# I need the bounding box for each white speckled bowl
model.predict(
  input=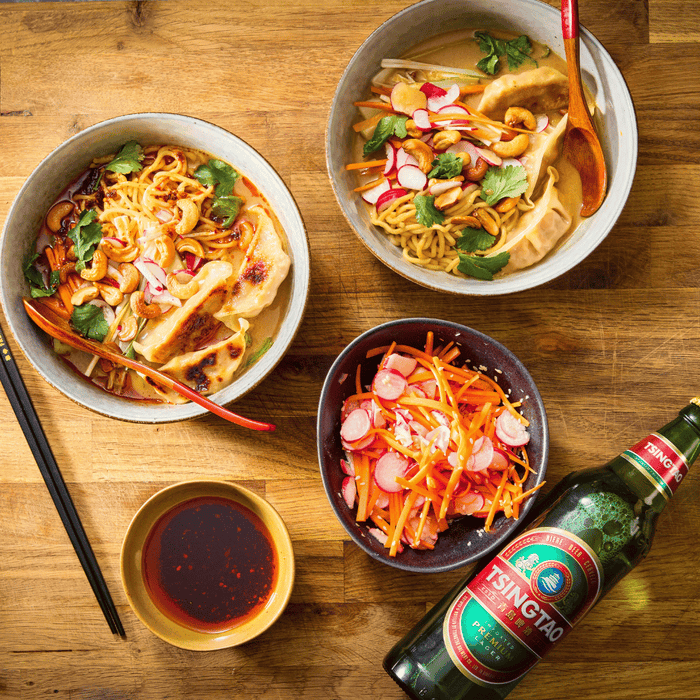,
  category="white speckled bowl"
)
[0,113,310,422]
[326,0,637,295]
